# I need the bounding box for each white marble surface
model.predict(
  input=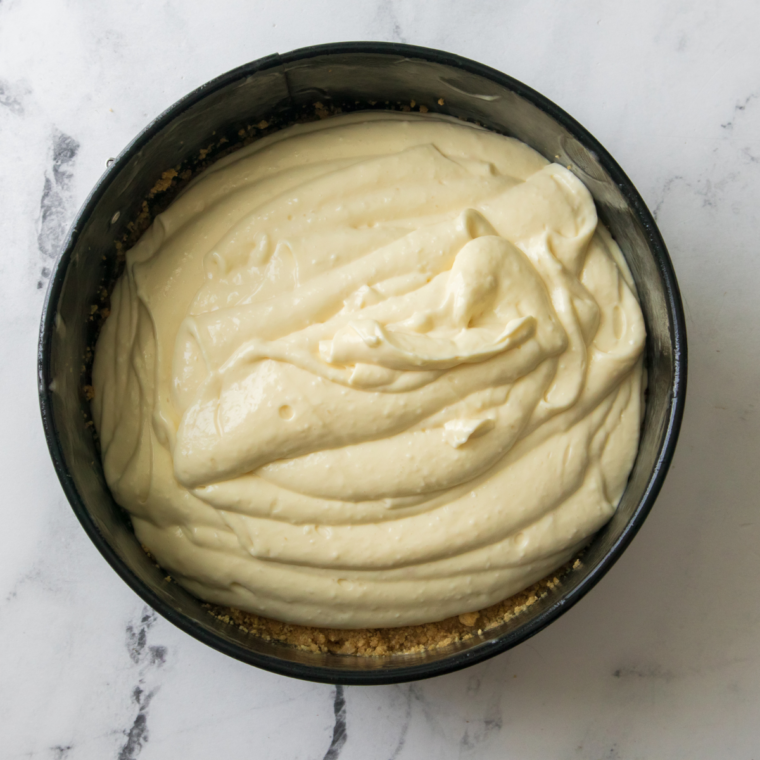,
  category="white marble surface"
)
[1,0,759,757]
